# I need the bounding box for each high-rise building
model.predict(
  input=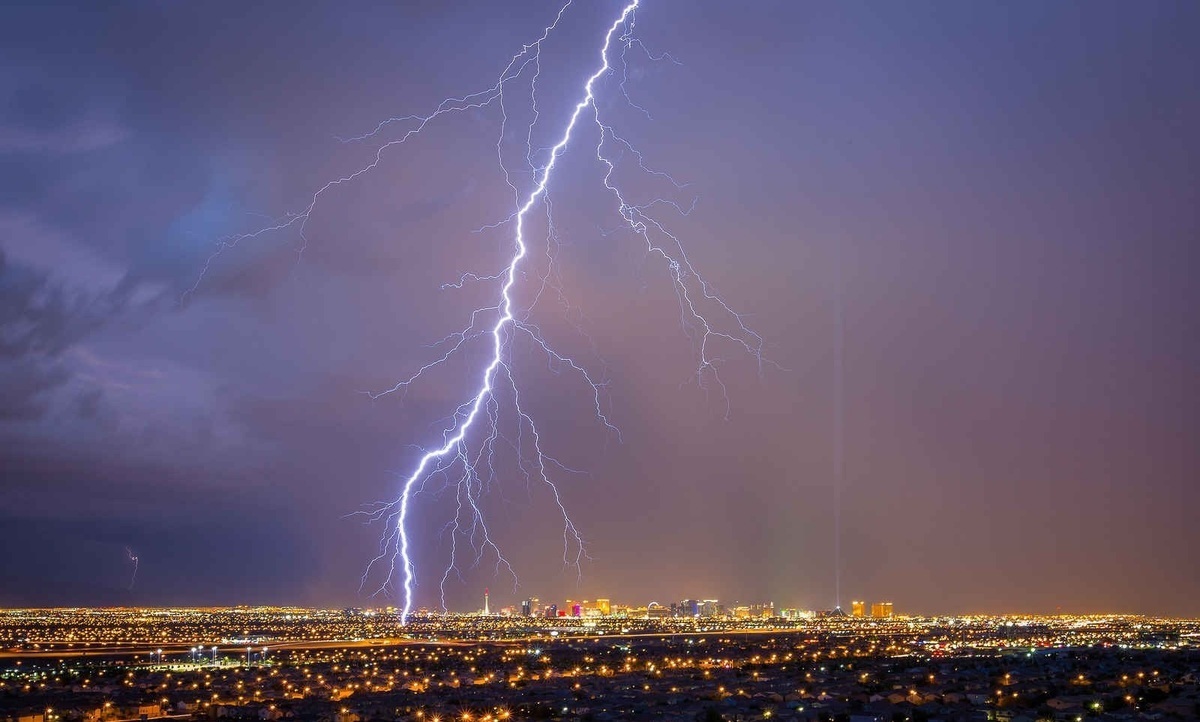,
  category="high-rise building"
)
[595,598,611,616]
[545,604,558,619]
[571,603,582,618]
[851,600,866,618]
[483,588,490,616]
[520,599,531,617]
[871,602,894,618]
